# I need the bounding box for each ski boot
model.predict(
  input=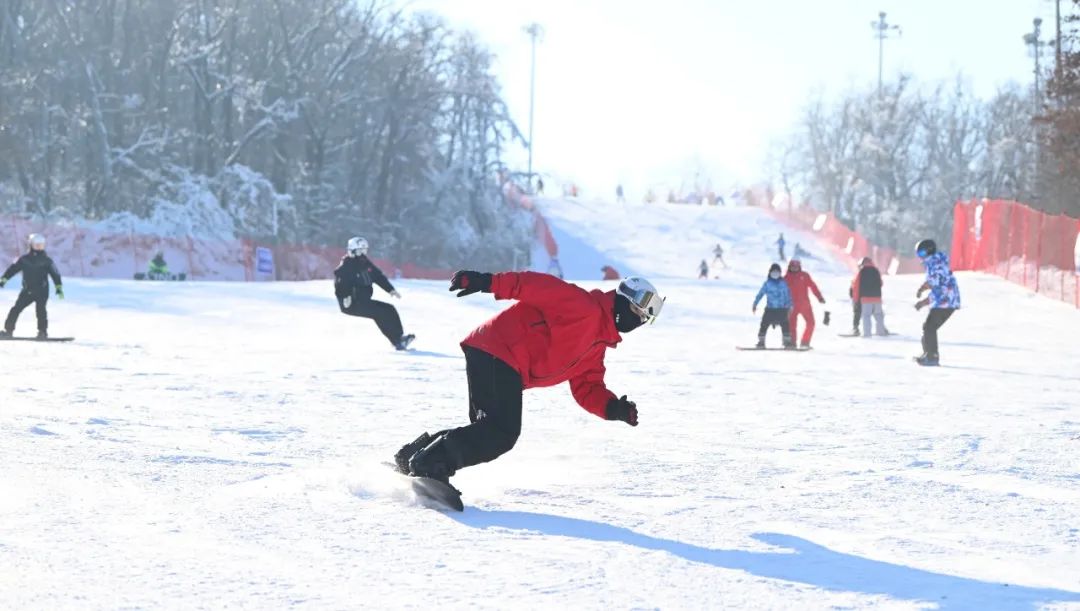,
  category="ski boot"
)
[914,353,940,367]
[783,335,796,350]
[755,337,766,349]
[395,334,415,351]
[408,433,462,493]
[393,432,432,474]
[800,342,812,350]
[36,330,47,340]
